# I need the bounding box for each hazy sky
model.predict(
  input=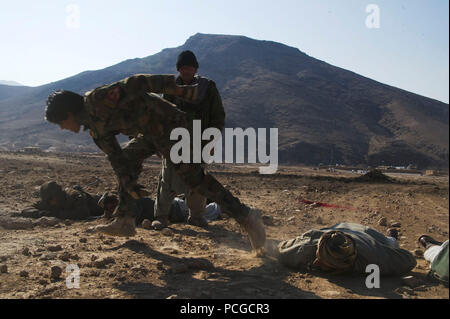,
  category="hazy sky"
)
[0,0,448,103]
